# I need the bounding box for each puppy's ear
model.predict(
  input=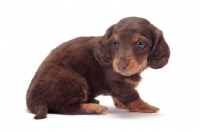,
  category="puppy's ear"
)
[94,24,115,67]
[147,29,170,69]
[105,24,115,39]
